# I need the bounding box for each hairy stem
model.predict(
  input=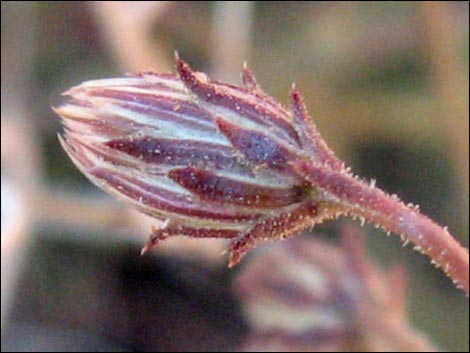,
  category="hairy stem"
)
[294,160,469,294]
